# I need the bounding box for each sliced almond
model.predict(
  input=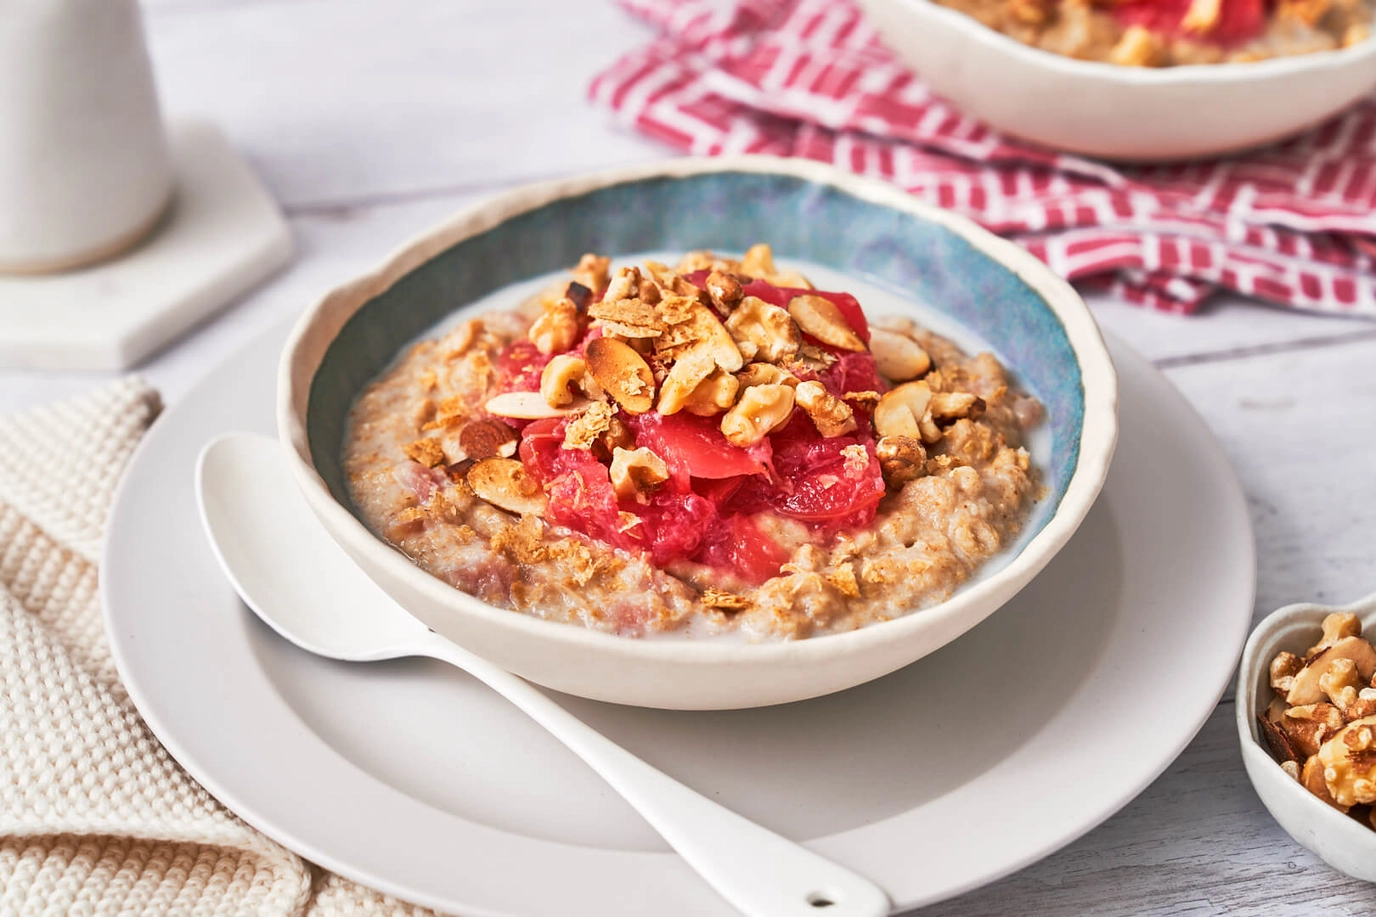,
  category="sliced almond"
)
[485,391,589,420]
[467,458,547,516]
[458,419,518,461]
[654,302,744,372]
[1287,637,1376,705]
[585,337,656,414]
[873,381,932,440]
[869,327,931,381]
[787,294,866,352]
